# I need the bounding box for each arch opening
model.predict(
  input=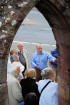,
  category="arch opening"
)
[0,0,70,105]
[10,7,56,69]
